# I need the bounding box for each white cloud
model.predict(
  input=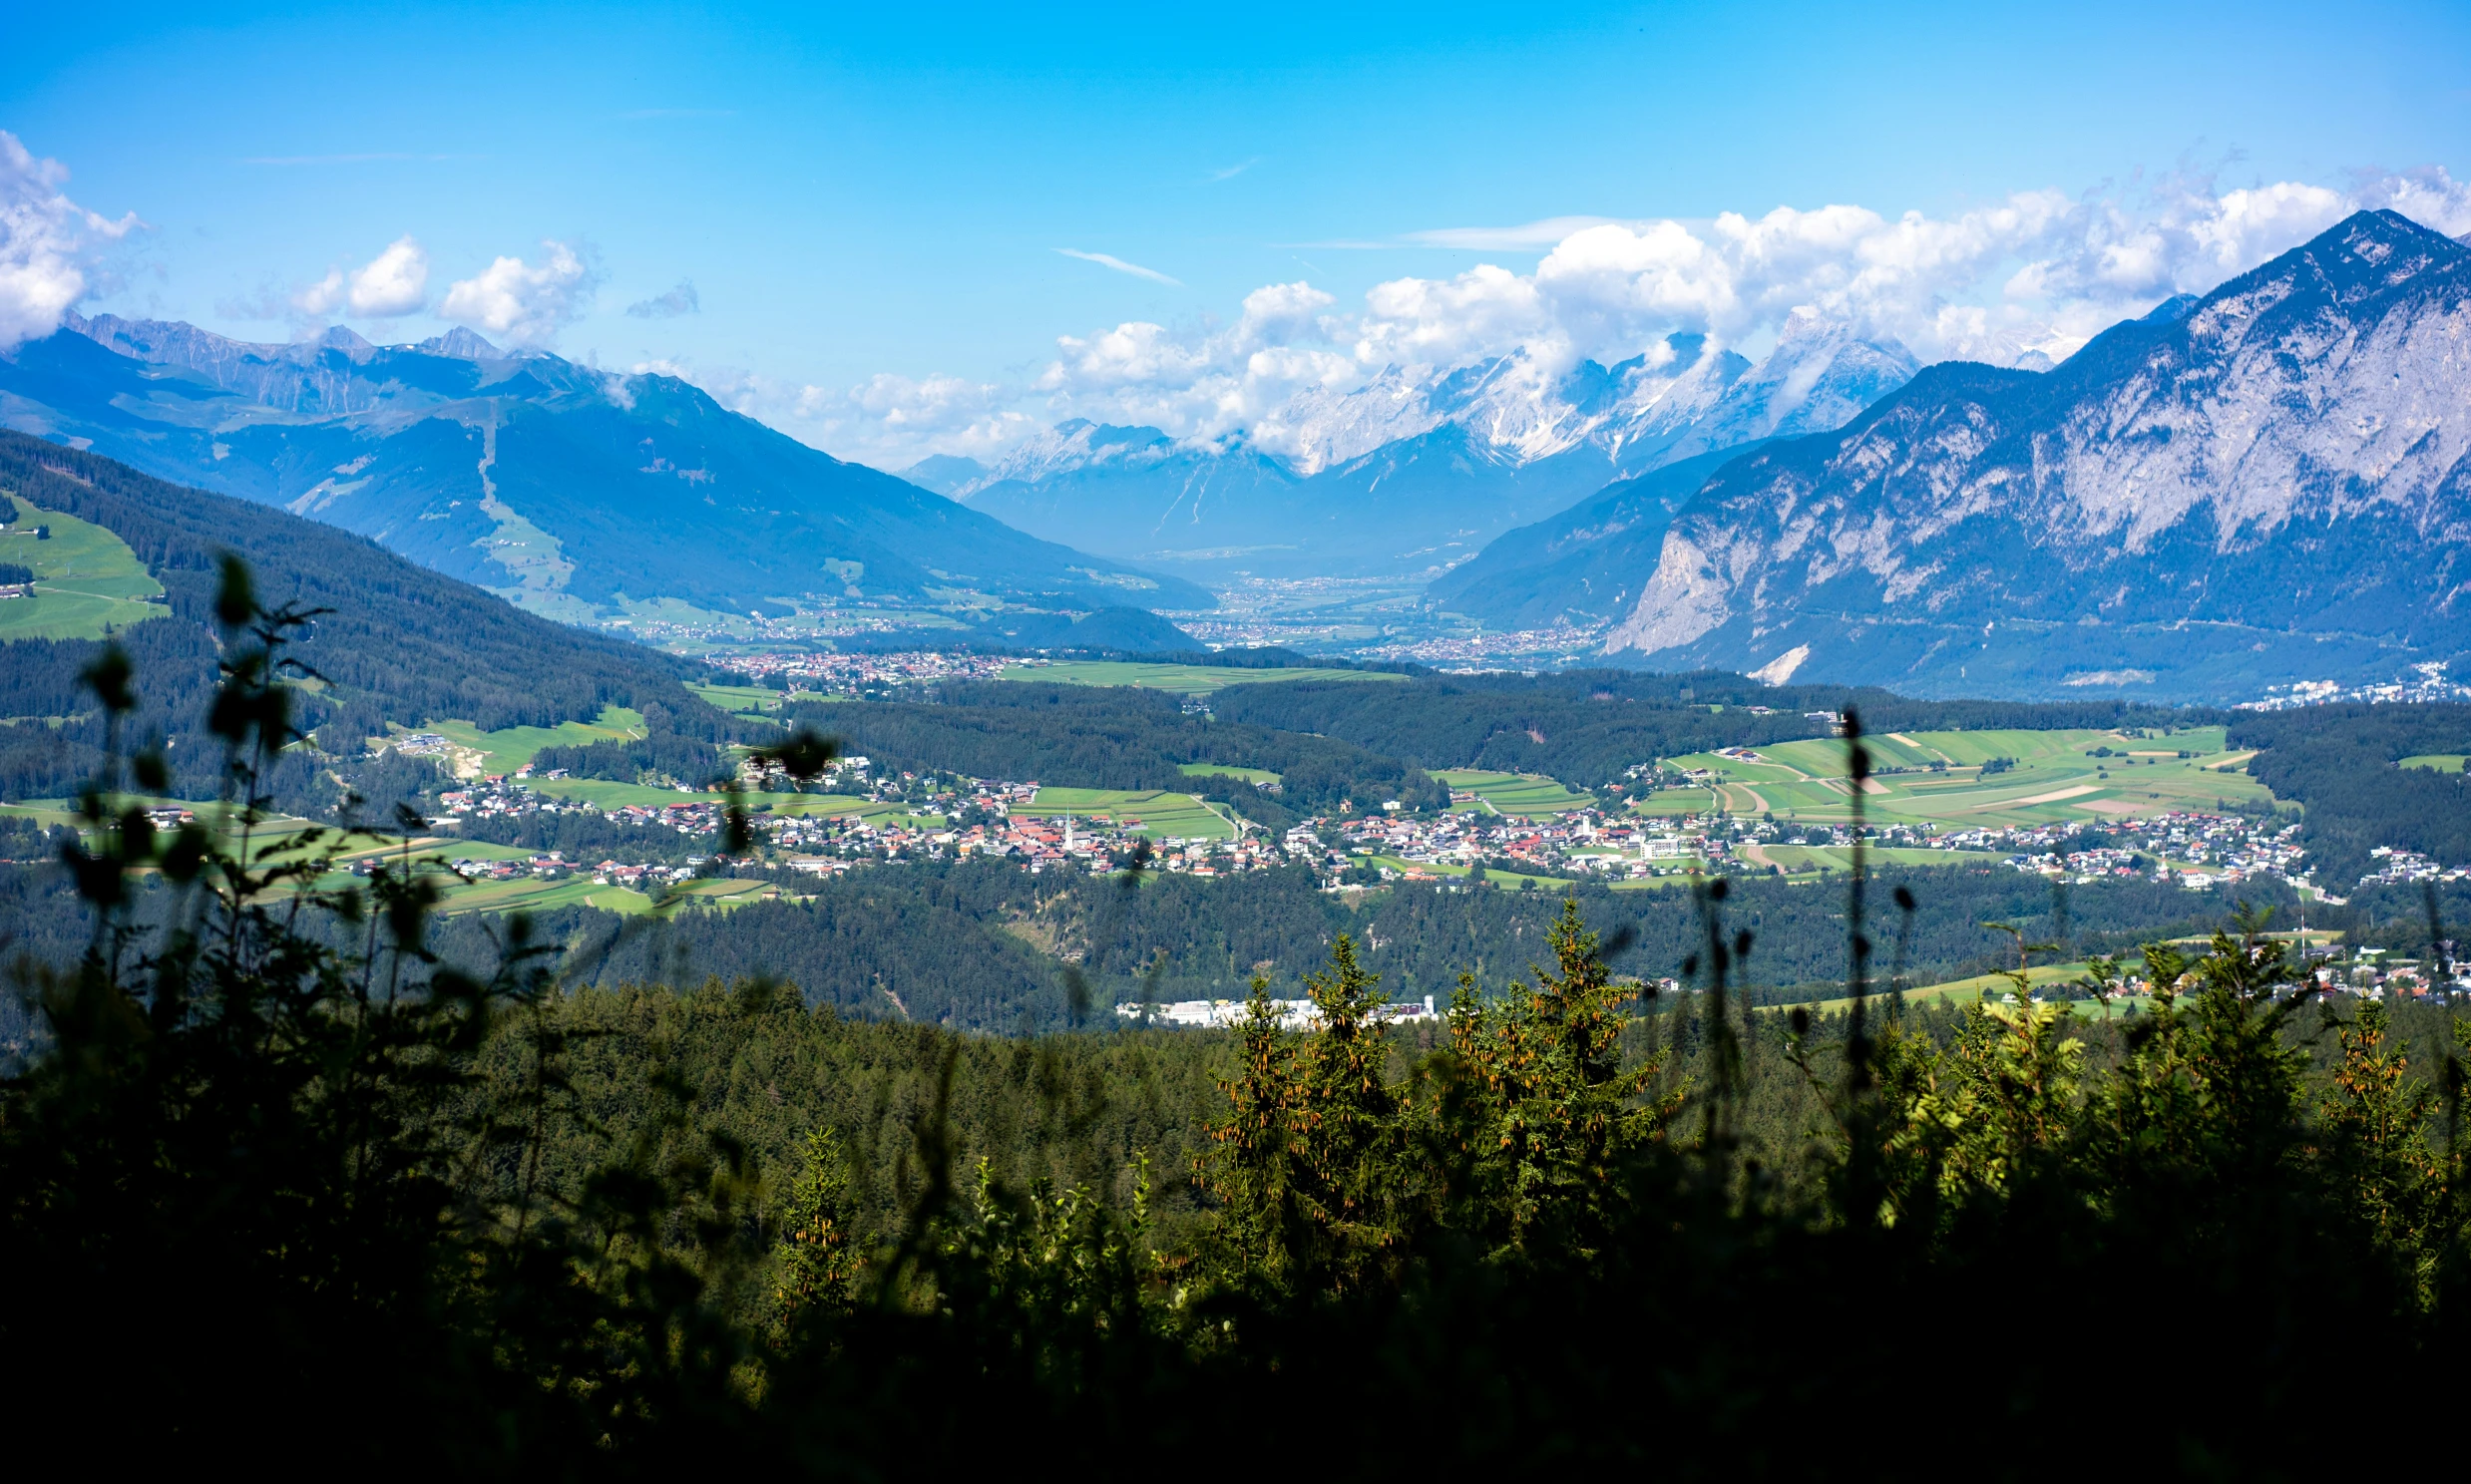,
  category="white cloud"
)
[347,235,429,316]
[0,131,139,350]
[290,268,346,316]
[1054,248,1182,286]
[293,235,430,318]
[439,239,599,346]
[795,166,2471,465]
[633,357,1033,469]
